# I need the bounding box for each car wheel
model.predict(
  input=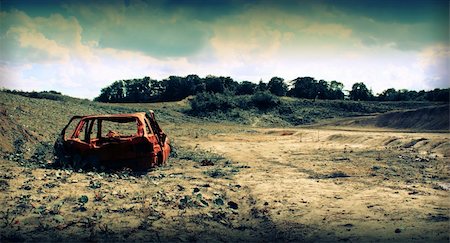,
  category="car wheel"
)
[85,155,100,170]
[72,154,87,170]
[157,152,164,166]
